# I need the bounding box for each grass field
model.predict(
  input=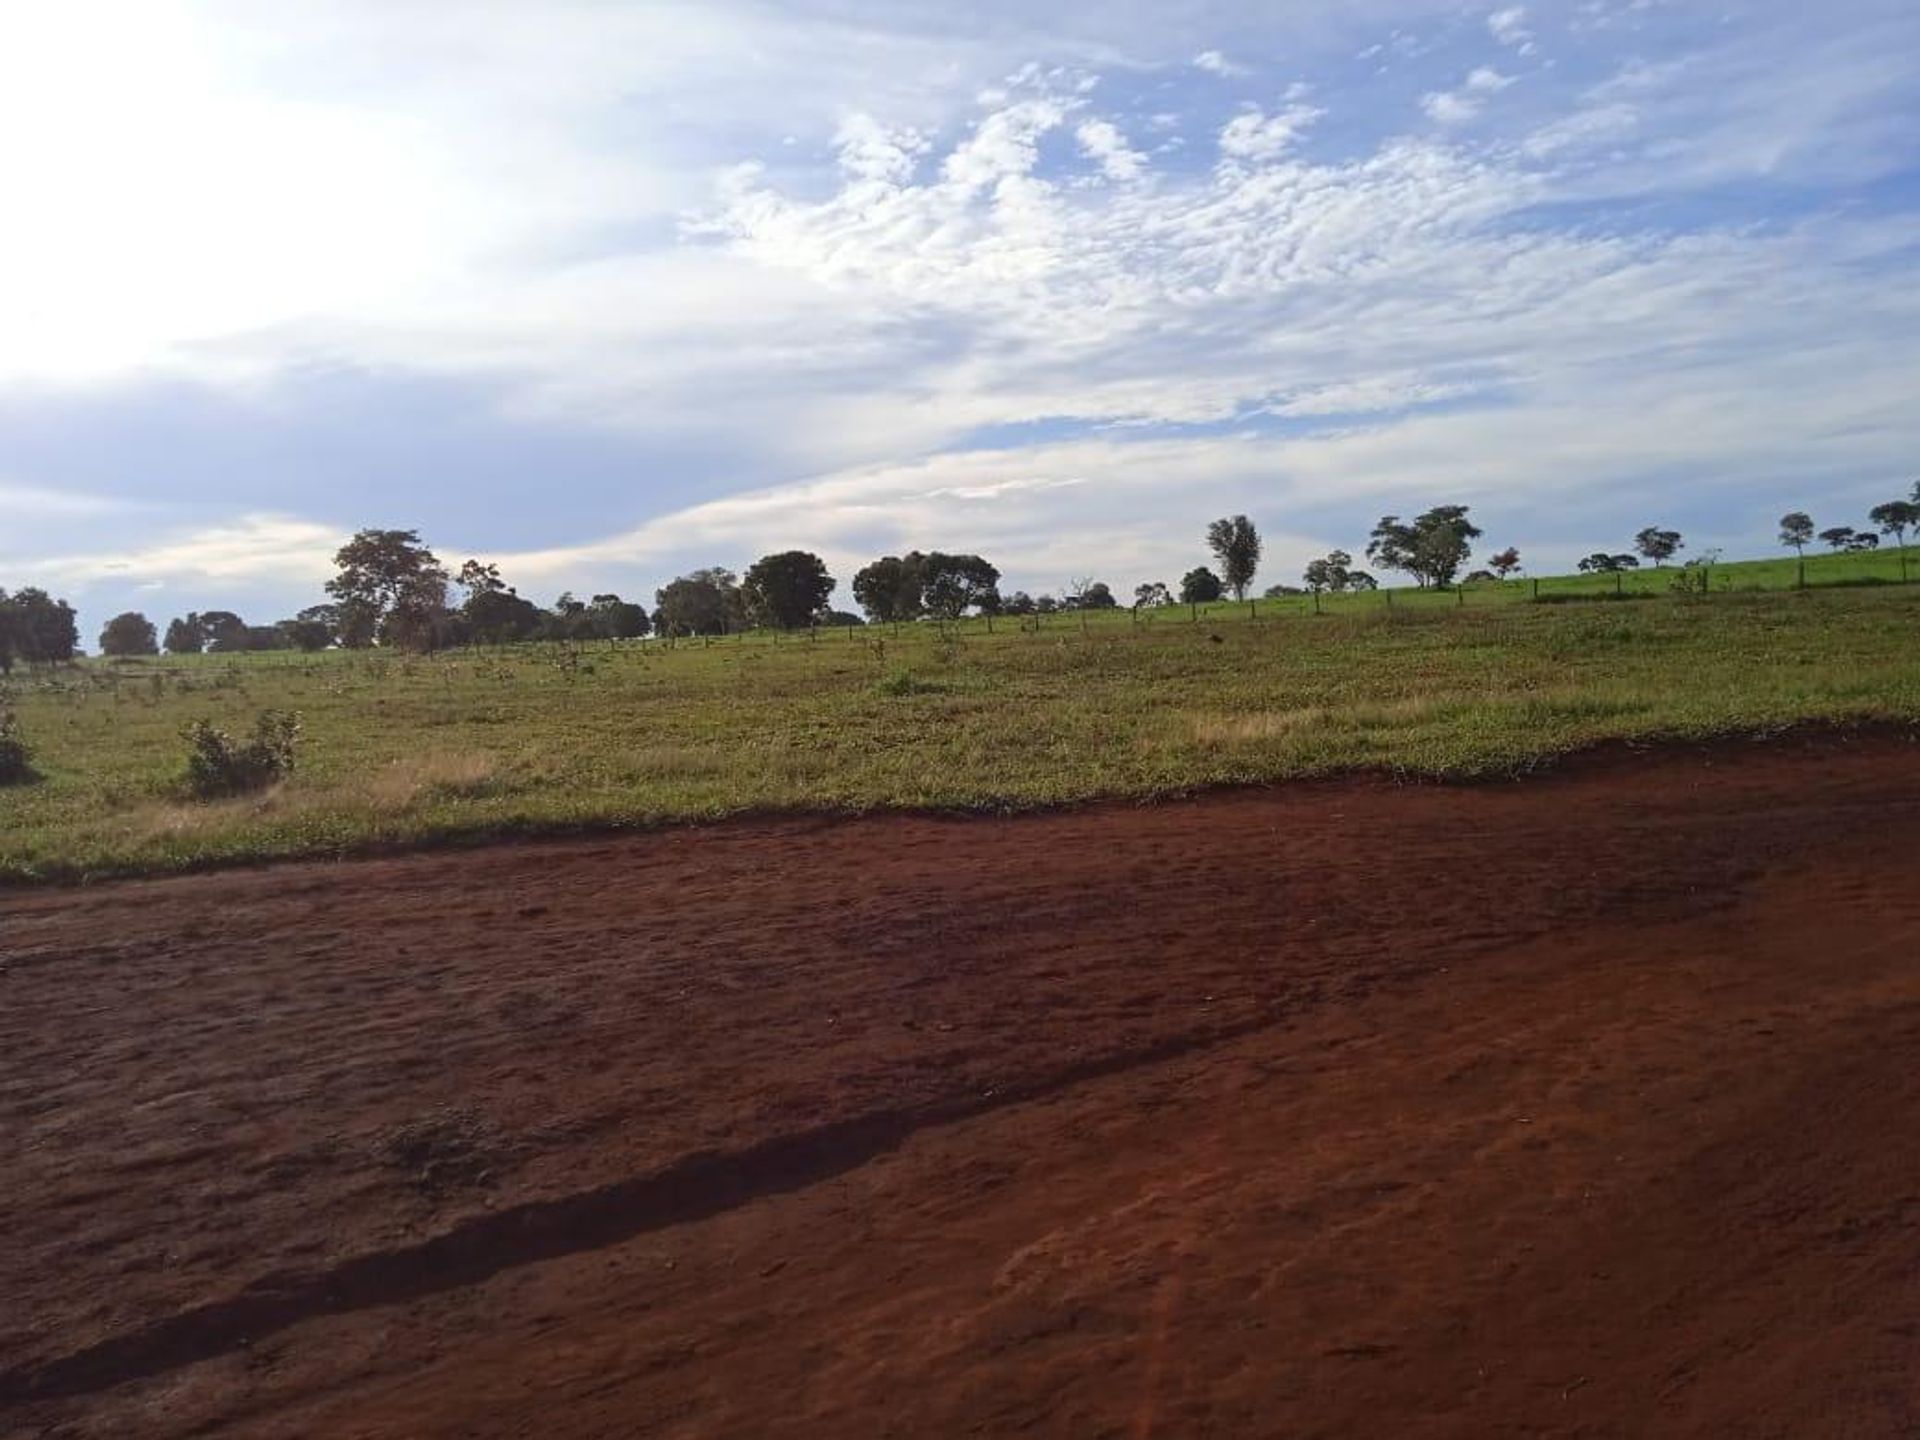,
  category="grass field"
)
[4,536,1918,884]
